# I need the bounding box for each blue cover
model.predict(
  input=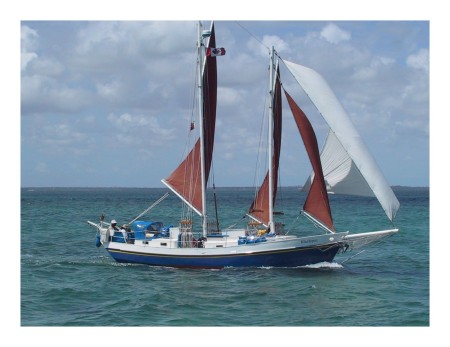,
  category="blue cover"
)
[131,221,166,240]
[131,221,163,232]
